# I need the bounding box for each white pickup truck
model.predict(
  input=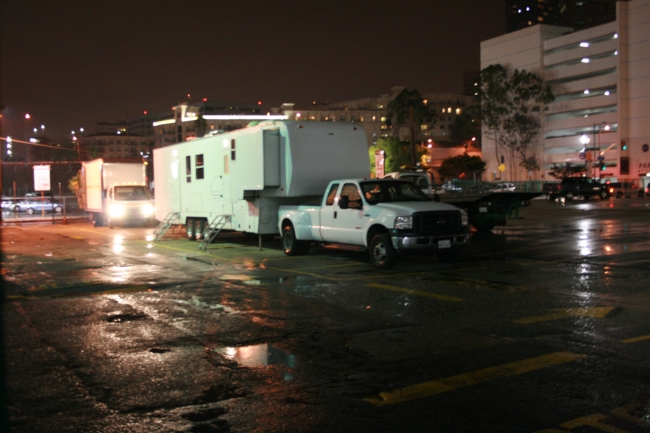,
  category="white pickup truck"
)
[278,178,470,269]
